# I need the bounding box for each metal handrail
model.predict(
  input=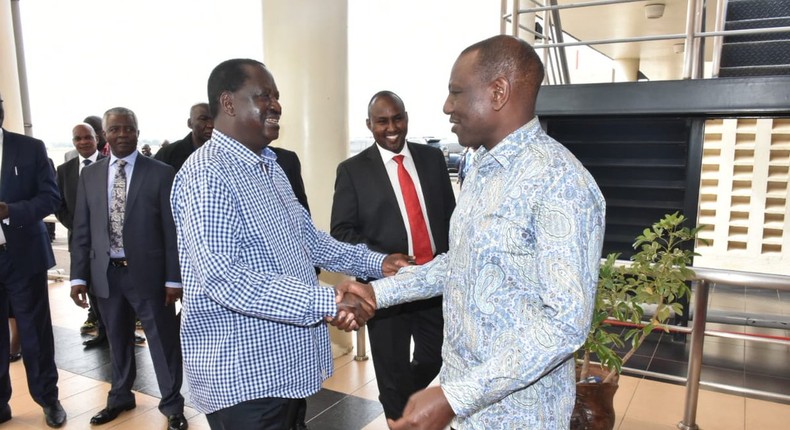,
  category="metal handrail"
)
[603,260,790,428]
[682,266,788,429]
[502,0,790,83]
